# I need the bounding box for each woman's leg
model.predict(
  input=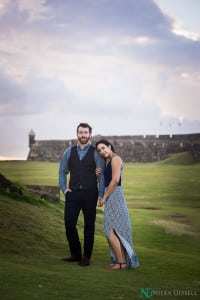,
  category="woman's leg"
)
[107,229,127,269]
